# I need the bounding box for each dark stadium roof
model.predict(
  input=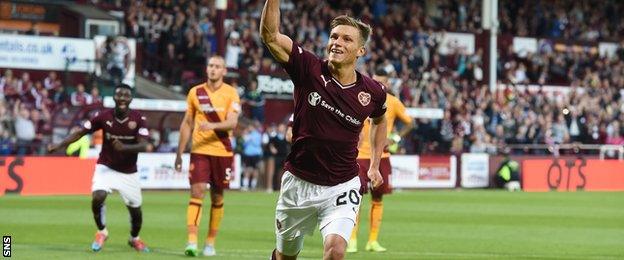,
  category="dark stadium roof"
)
[62,4,117,20]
